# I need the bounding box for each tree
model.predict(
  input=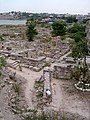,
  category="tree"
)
[72,32,83,42]
[51,21,67,36]
[71,22,90,84]
[26,18,38,41]
[82,19,90,24]
[66,16,78,23]
[71,38,89,83]
[72,39,88,58]
[68,23,86,33]
[68,23,86,42]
